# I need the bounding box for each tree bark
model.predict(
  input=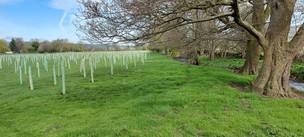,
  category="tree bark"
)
[251,0,299,98]
[220,50,227,58]
[199,47,204,56]
[252,43,297,97]
[240,37,260,75]
[209,48,215,61]
[240,0,264,75]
